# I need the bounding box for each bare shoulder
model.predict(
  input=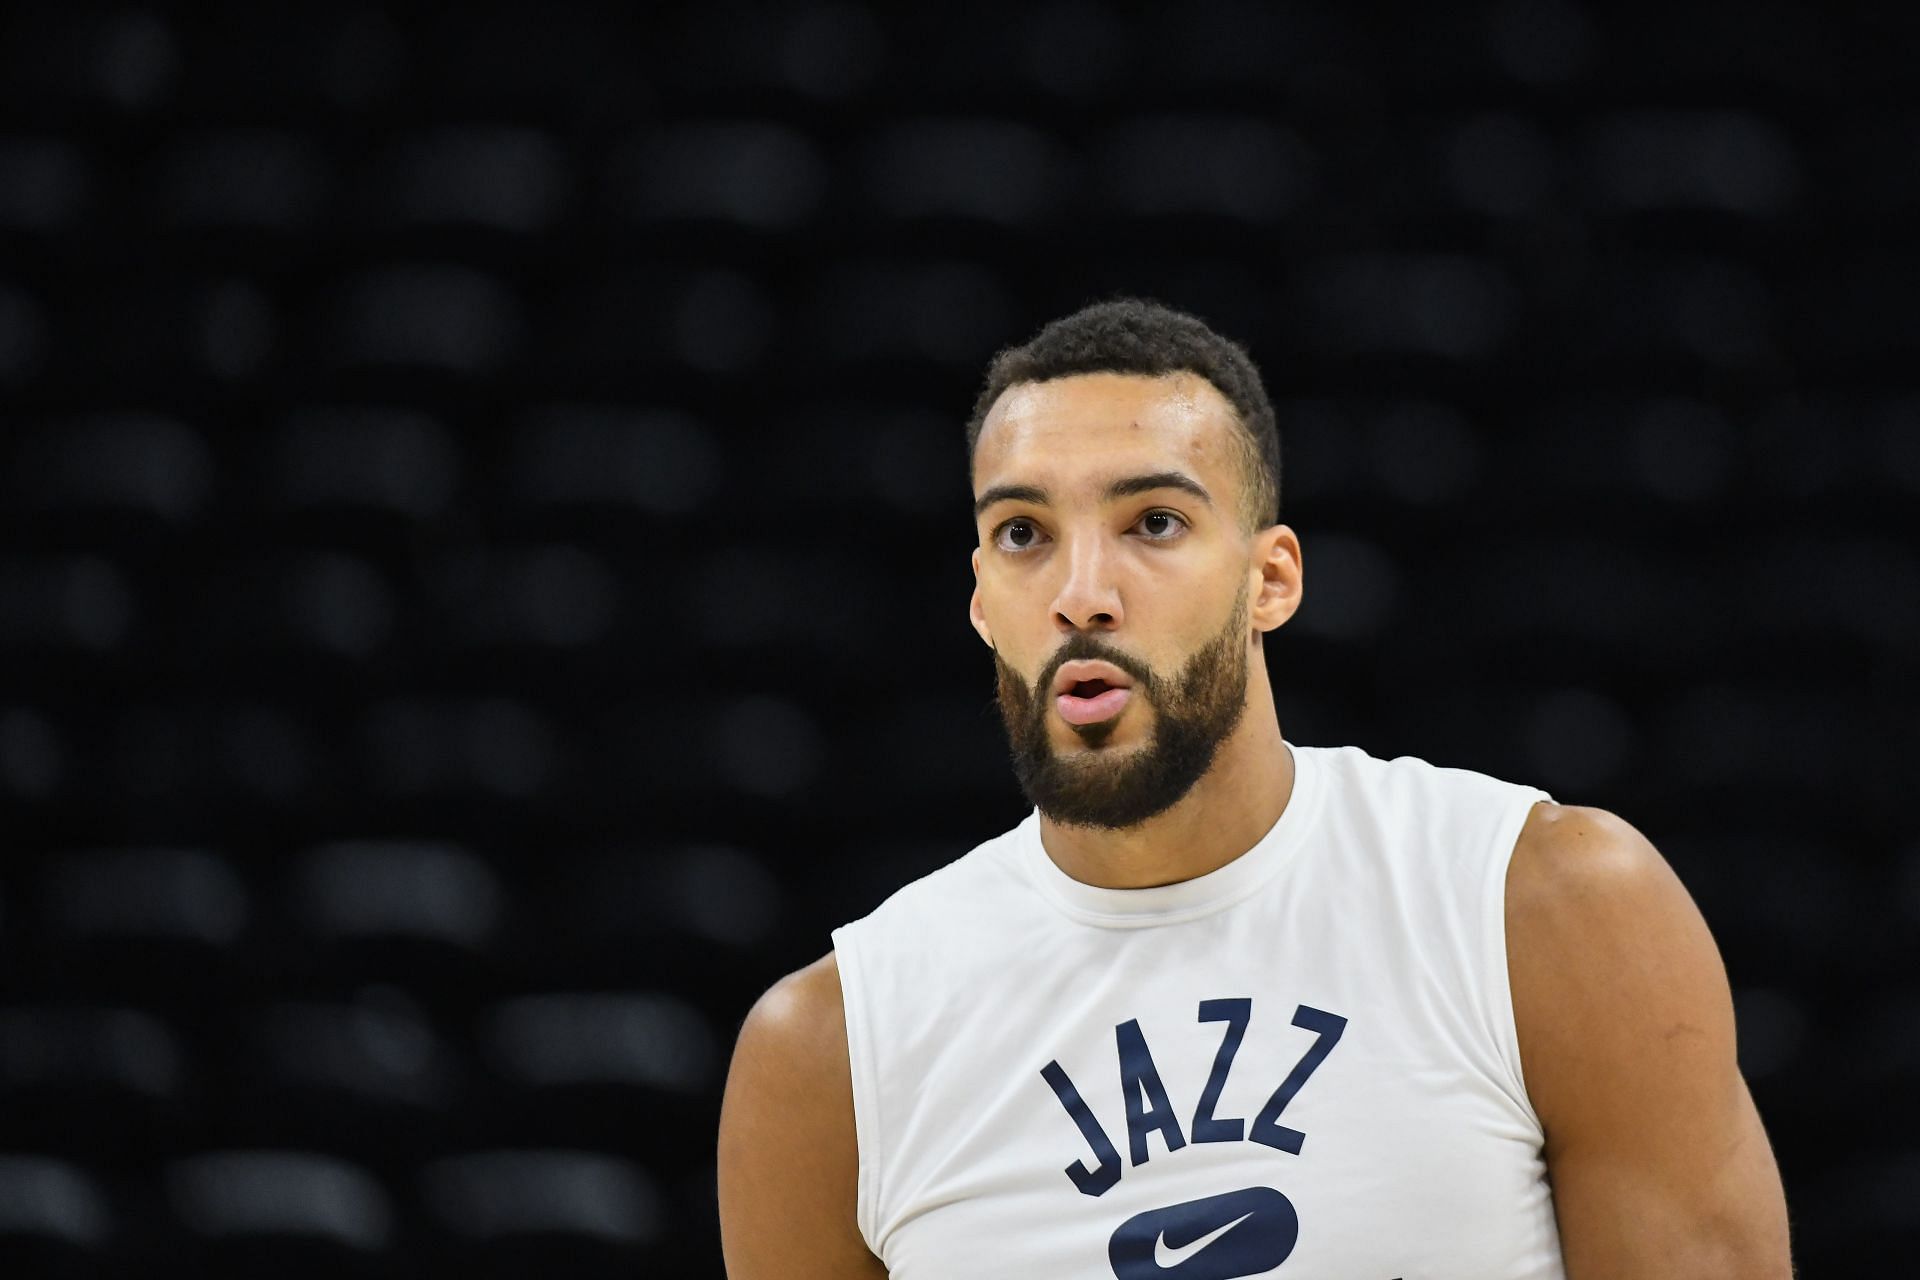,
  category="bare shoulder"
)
[718,952,884,1279]
[734,951,850,1075]
[1504,801,1723,1131]
[1507,800,1677,908]
[1504,802,1714,1016]
[1504,803,1794,1276]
